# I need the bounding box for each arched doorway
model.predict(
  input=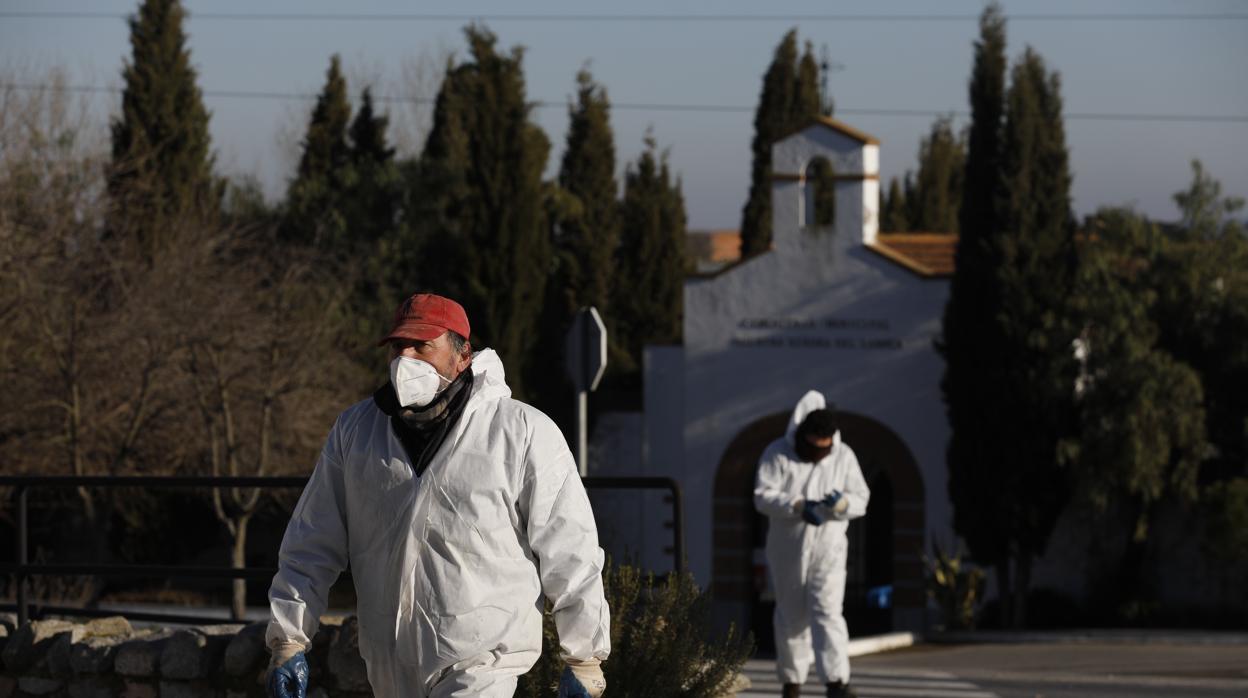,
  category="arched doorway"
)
[712,409,926,650]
